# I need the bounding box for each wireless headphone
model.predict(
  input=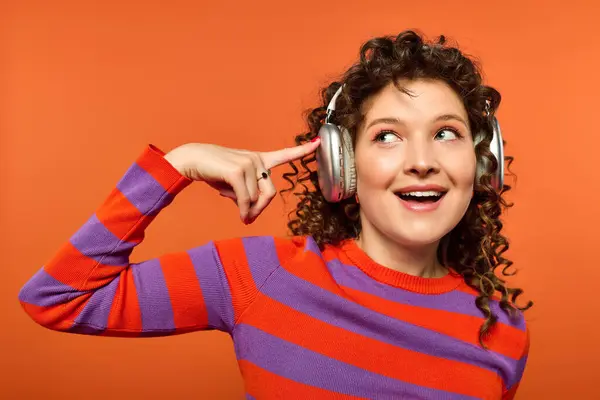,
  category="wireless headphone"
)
[315,85,505,203]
